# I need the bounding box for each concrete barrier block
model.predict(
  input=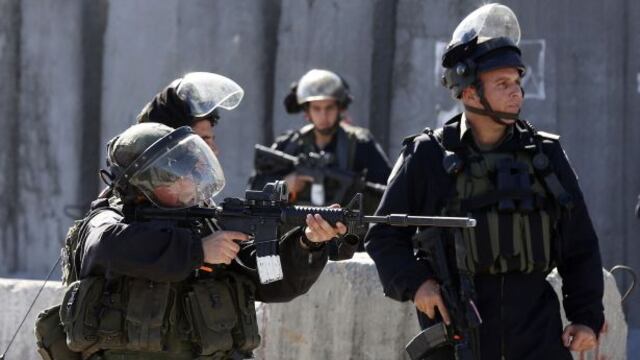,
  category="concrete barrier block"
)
[547,268,628,360]
[256,254,419,360]
[0,258,627,359]
[258,255,627,359]
[0,278,66,360]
